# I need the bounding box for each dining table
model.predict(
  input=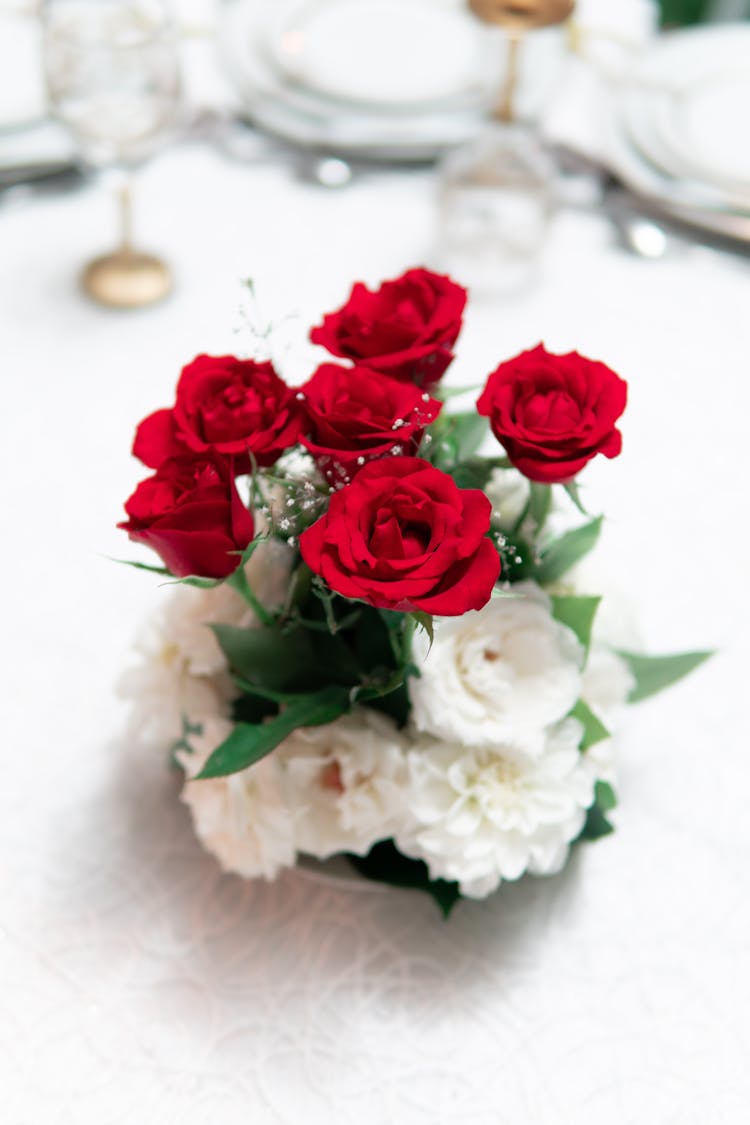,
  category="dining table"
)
[2,2,749,1122]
